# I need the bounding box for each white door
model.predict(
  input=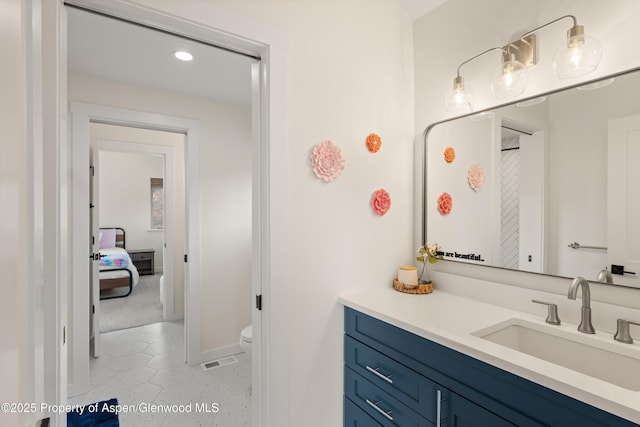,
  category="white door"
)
[608,114,640,288]
[90,144,101,357]
[518,131,545,273]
